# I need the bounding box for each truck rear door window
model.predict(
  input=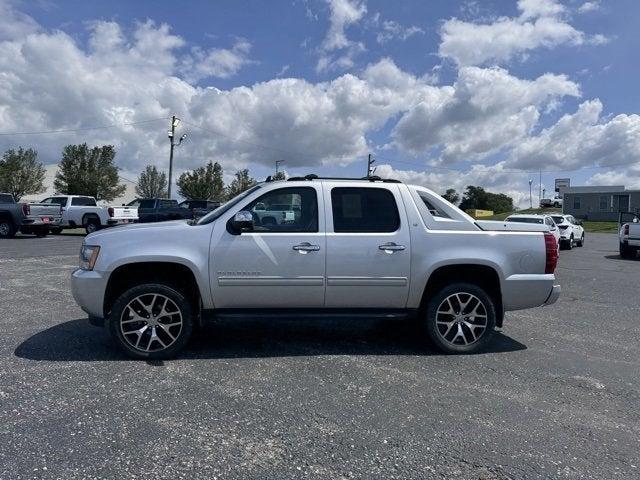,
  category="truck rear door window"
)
[71,197,97,206]
[331,187,399,233]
